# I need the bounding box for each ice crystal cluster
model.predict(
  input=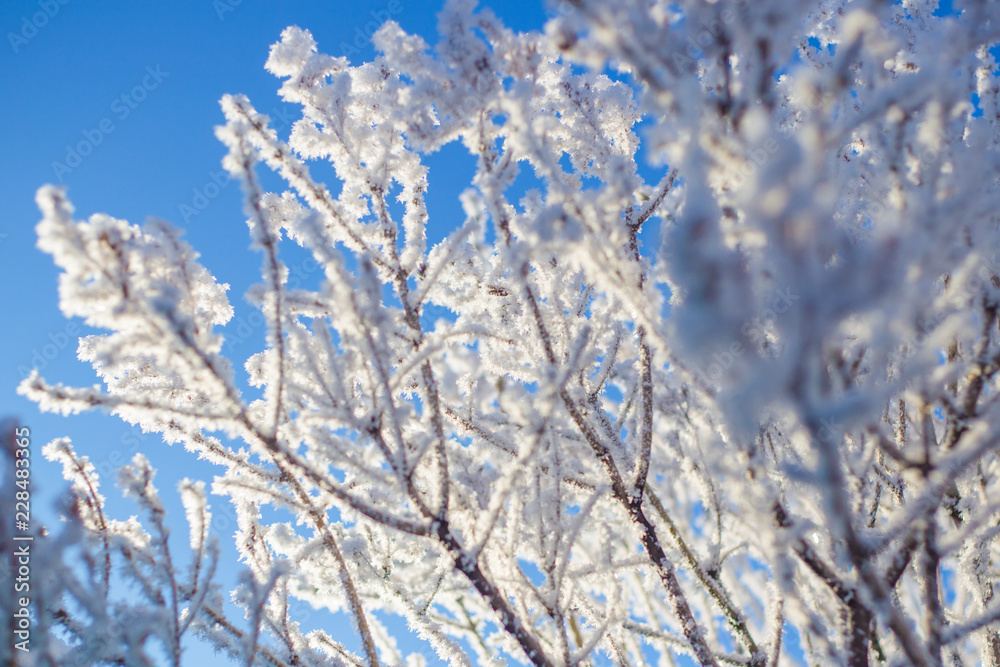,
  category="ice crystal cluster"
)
[9,0,1000,665]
